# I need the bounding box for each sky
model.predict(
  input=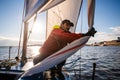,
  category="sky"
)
[0,0,120,46]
